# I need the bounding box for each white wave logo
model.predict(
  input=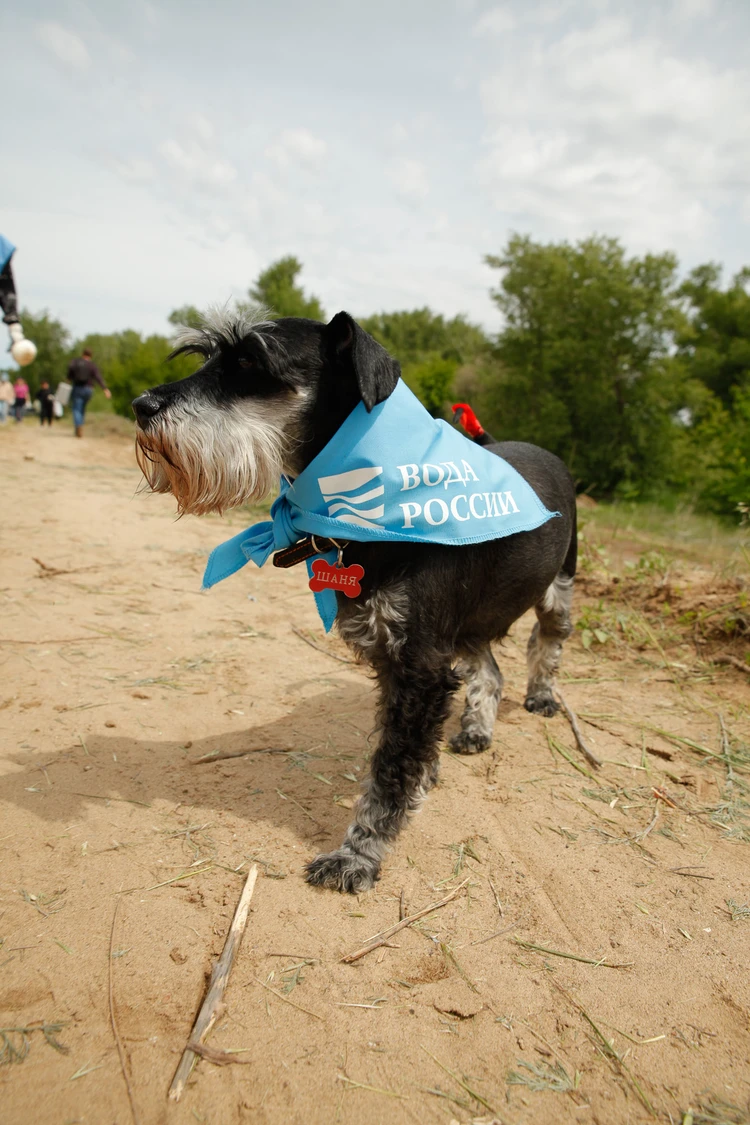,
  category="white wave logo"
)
[318,466,385,529]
